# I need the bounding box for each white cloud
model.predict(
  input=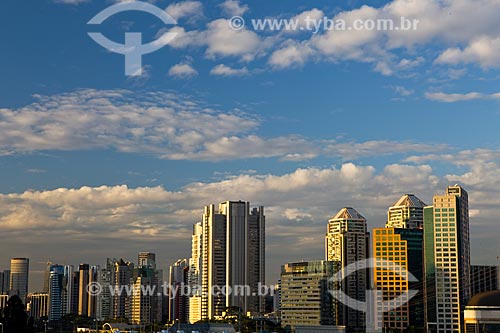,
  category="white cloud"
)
[0,89,446,161]
[4,155,500,280]
[210,64,249,76]
[168,63,198,78]
[267,0,500,73]
[219,0,249,16]
[390,85,414,97]
[268,40,315,68]
[436,36,500,69]
[425,91,500,103]
[166,1,203,20]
